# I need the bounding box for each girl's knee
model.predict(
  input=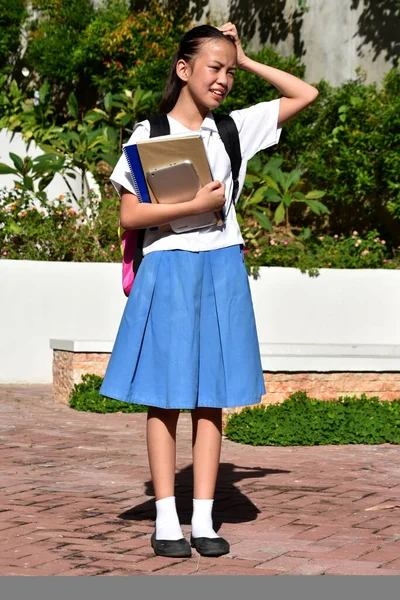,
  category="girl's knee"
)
[192,406,222,422]
[147,406,180,421]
